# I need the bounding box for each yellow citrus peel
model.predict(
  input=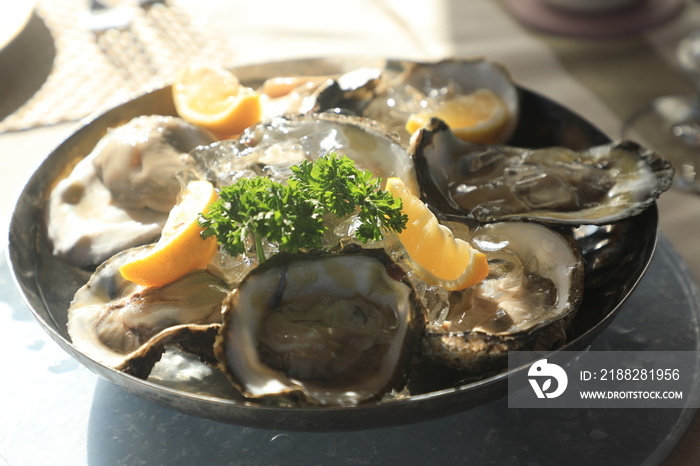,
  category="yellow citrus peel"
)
[172,64,262,139]
[119,180,219,287]
[385,177,489,291]
[405,89,509,144]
